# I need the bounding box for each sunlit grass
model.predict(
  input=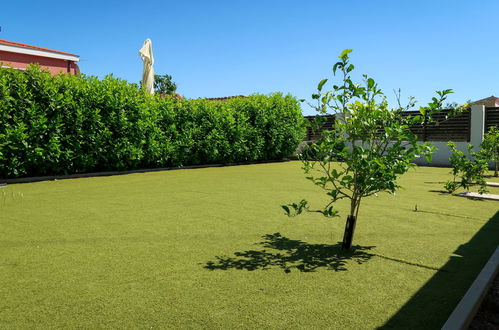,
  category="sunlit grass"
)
[0,162,498,329]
